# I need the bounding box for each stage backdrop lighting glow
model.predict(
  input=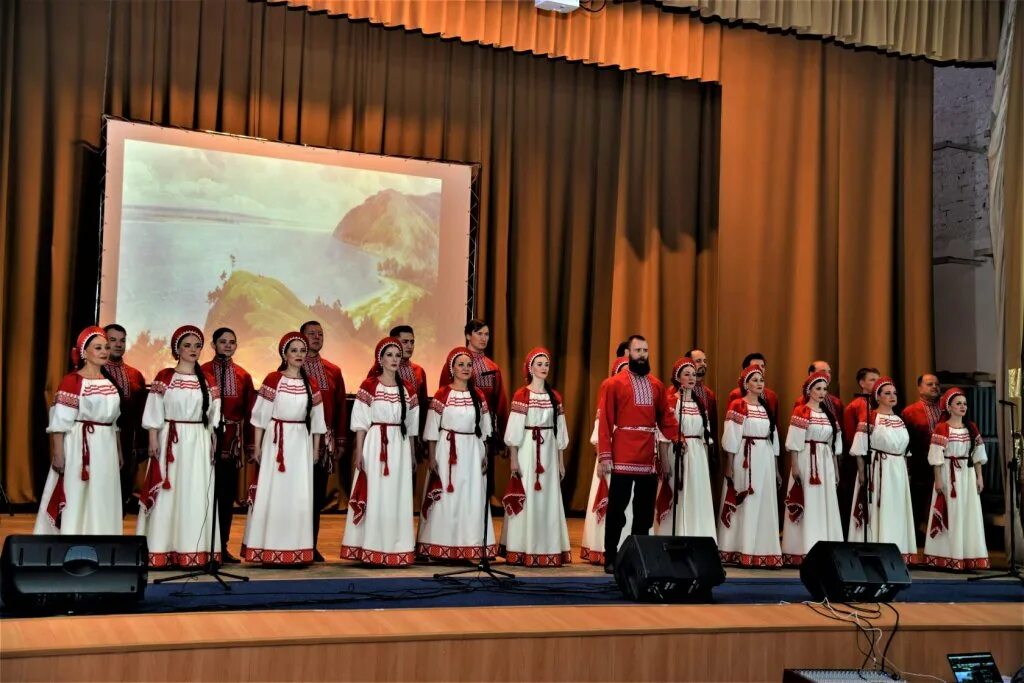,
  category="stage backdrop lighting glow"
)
[100,120,473,384]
